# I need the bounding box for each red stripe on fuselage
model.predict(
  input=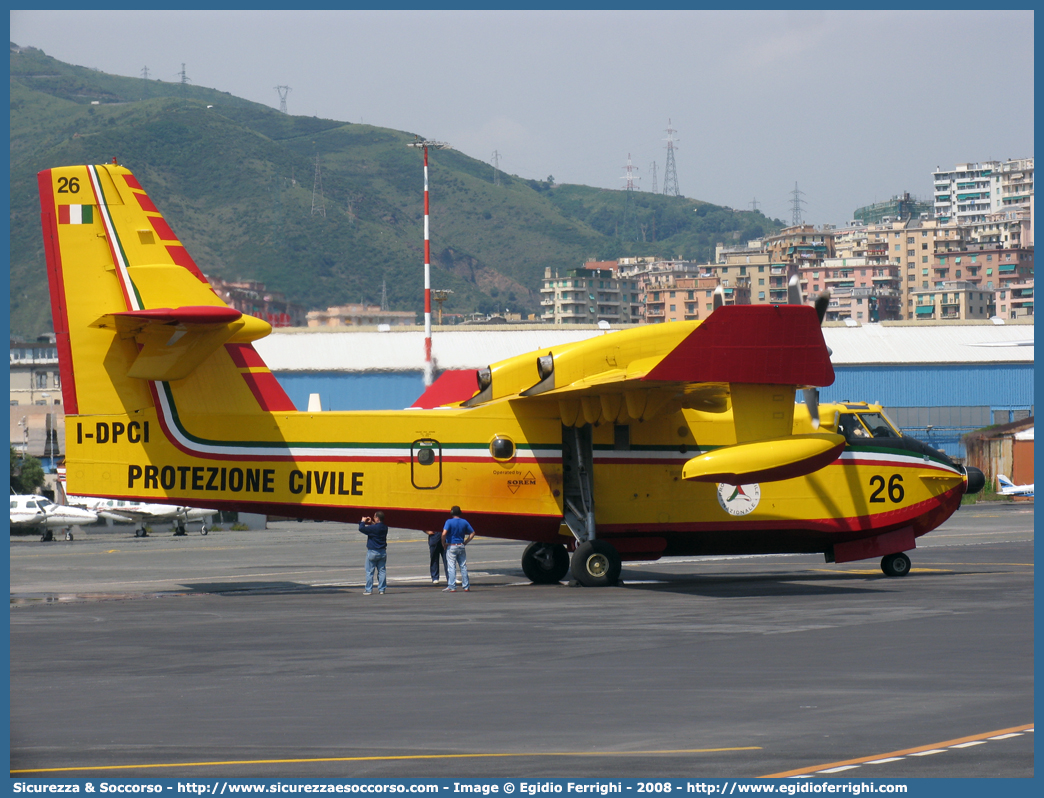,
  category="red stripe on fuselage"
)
[239,371,298,412]
[37,170,79,414]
